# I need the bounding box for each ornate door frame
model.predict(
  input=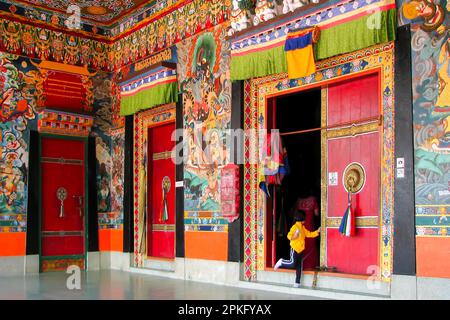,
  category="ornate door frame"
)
[133,103,177,268]
[243,43,395,282]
